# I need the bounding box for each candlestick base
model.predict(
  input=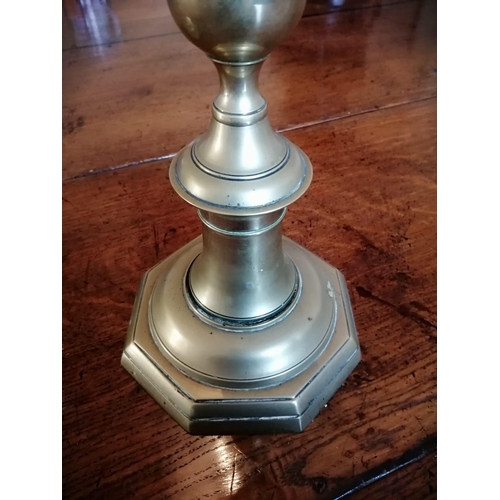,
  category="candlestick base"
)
[121,236,360,434]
